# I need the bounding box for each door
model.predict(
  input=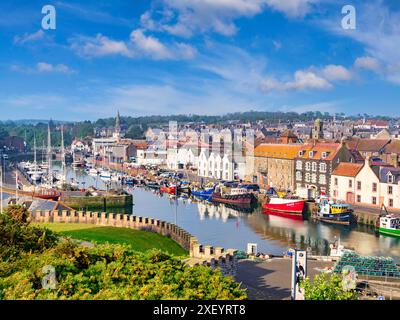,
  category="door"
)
[346,192,355,204]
